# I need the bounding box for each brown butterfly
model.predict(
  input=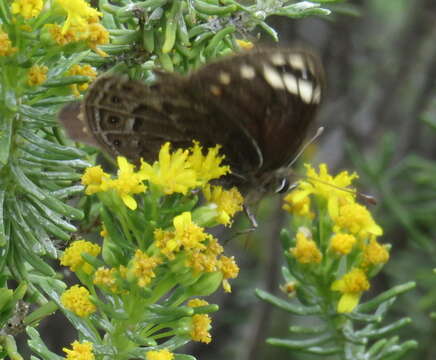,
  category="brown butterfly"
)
[59,48,324,203]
